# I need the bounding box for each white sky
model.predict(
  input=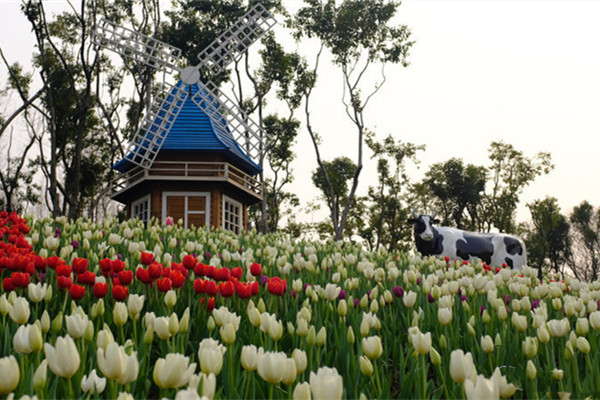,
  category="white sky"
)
[1,0,599,224]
